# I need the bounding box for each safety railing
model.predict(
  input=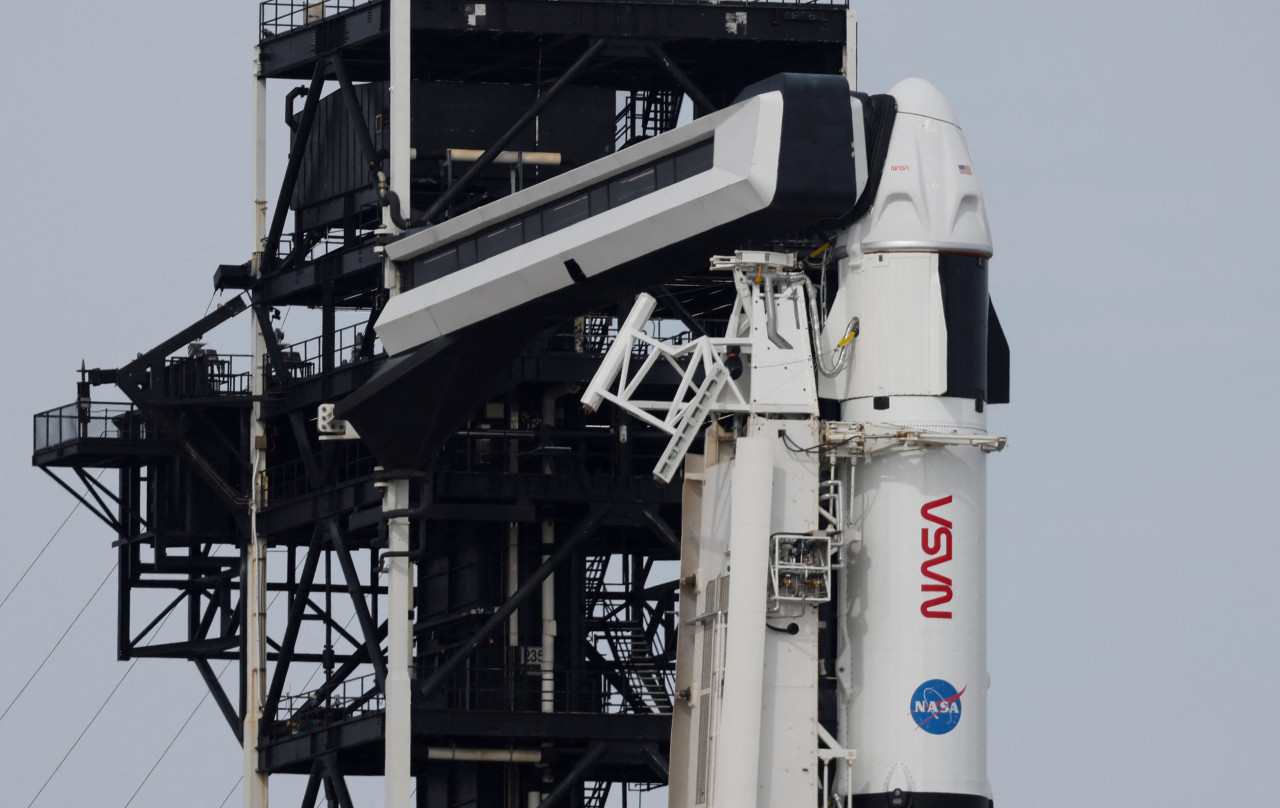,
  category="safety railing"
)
[417,661,674,716]
[269,322,376,389]
[261,0,847,40]
[33,402,142,453]
[260,1,368,39]
[164,354,253,398]
[262,440,377,506]
[276,672,384,736]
